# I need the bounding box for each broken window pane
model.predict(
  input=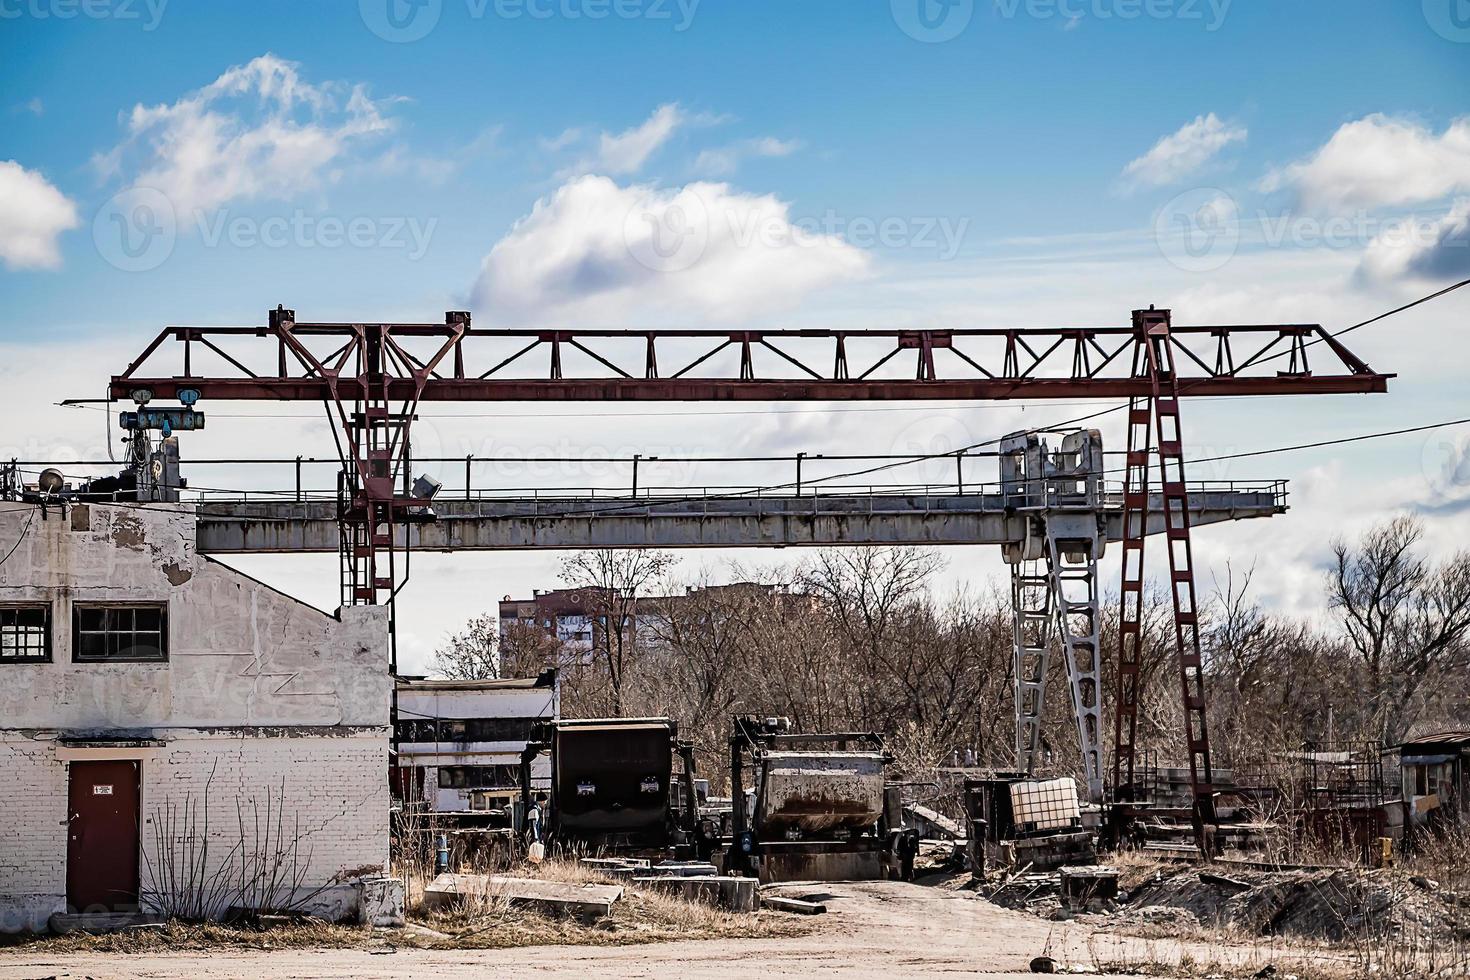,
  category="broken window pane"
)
[0,606,50,662]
